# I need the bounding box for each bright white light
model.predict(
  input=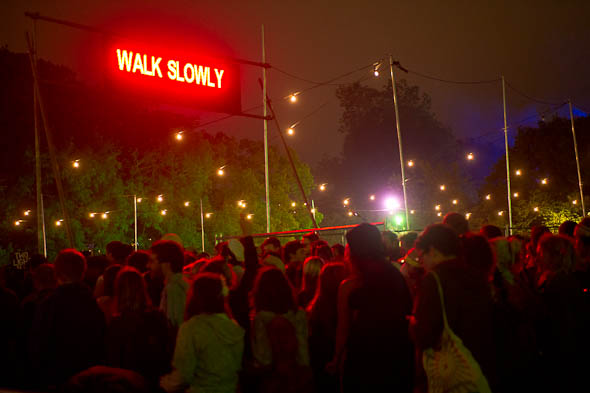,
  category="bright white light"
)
[287,127,295,136]
[246,214,254,220]
[374,70,379,77]
[369,195,376,201]
[407,160,414,167]
[289,94,298,103]
[157,195,163,202]
[541,178,548,185]
[348,211,354,217]
[515,169,522,176]
[291,201,297,207]
[205,213,212,218]
[465,212,472,220]
[136,197,142,203]
[72,160,80,168]
[319,183,326,191]
[533,206,539,212]
[89,213,95,218]
[466,153,474,160]
[440,185,446,191]
[343,198,350,206]
[184,201,190,207]
[435,204,441,211]
[498,211,504,216]
[160,209,167,216]
[24,210,31,216]
[513,192,519,198]
[175,131,183,141]
[452,199,458,205]
[384,197,400,210]
[485,194,491,200]
[101,213,108,219]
